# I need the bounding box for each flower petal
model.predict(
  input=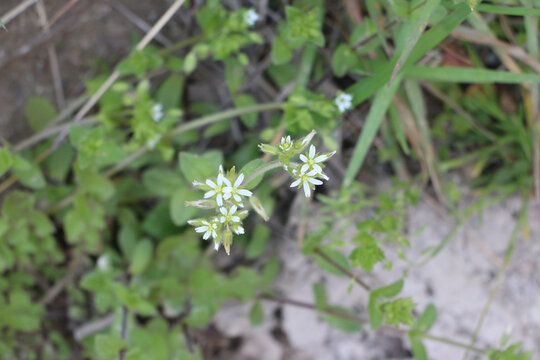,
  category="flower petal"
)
[220,207,227,215]
[230,205,237,214]
[238,189,252,197]
[235,226,245,235]
[290,179,301,187]
[234,194,242,202]
[309,145,316,158]
[309,178,323,185]
[231,216,240,222]
[195,226,207,233]
[216,193,223,206]
[203,231,211,240]
[206,179,217,188]
[312,164,322,174]
[303,181,311,197]
[222,186,232,193]
[223,177,232,187]
[314,154,328,163]
[235,173,245,187]
[307,169,319,177]
[300,164,309,174]
[217,173,224,186]
[214,242,220,251]
[212,230,217,239]
[203,190,215,198]
[299,154,308,163]
[220,216,226,223]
